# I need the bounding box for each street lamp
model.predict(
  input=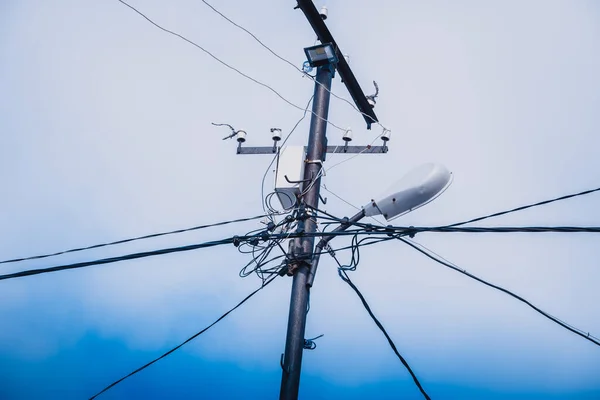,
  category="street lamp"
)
[363,162,452,221]
[307,163,452,287]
